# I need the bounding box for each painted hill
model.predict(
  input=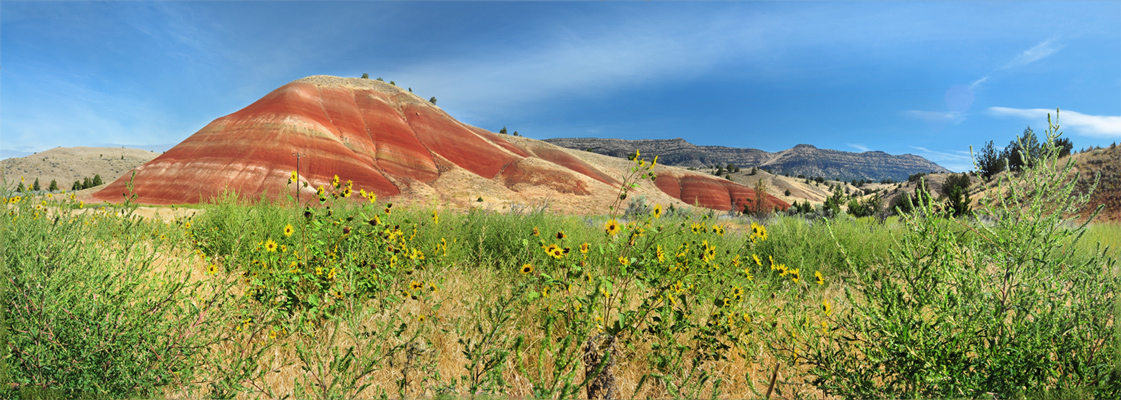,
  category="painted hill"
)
[92,76,787,214]
[544,138,951,182]
[2,146,159,191]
